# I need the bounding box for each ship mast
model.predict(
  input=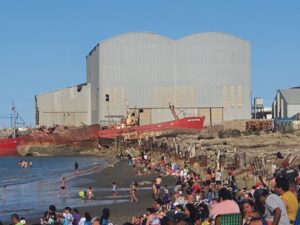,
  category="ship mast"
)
[11,101,27,138]
[12,101,17,138]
